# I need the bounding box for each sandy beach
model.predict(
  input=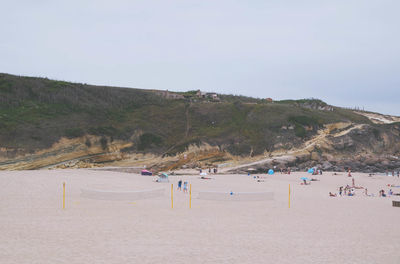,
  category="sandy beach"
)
[1,169,399,264]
